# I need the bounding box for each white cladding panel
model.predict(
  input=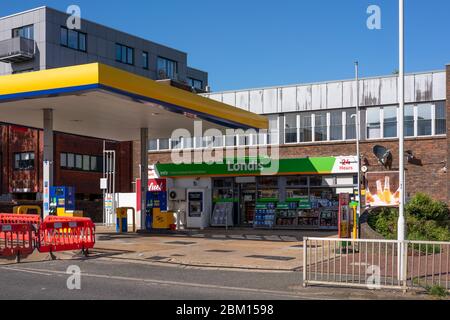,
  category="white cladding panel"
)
[380,77,397,105]
[297,85,312,111]
[236,91,250,111]
[203,71,445,115]
[433,72,446,101]
[263,88,278,113]
[222,92,236,106]
[327,82,342,109]
[280,87,297,112]
[249,90,264,114]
